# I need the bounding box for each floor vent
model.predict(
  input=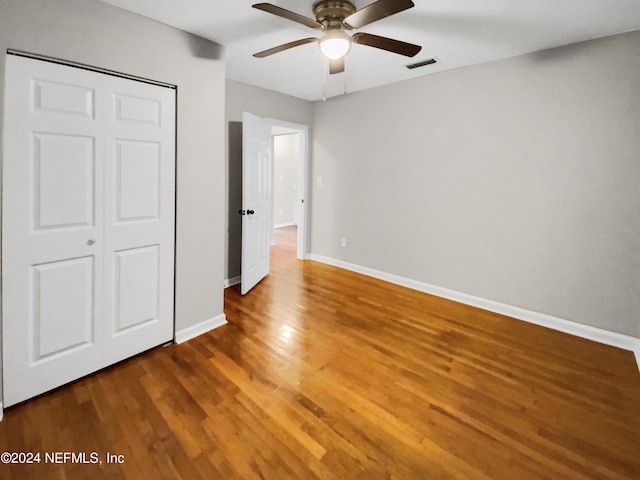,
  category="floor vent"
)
[406,58,437,69]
